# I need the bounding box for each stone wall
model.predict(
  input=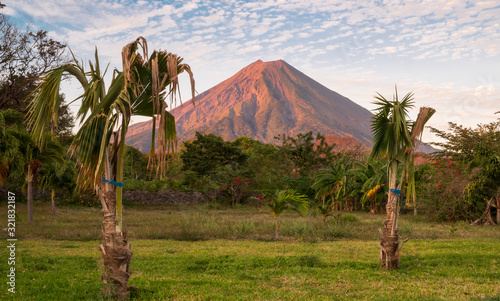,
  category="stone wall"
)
[0,186,52,201]
[0,186,219,205]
